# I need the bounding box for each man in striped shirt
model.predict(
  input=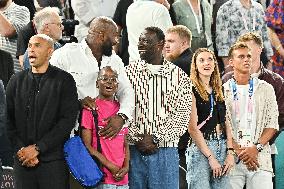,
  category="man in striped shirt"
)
[0,0,30,73]
[126,27,192,189]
